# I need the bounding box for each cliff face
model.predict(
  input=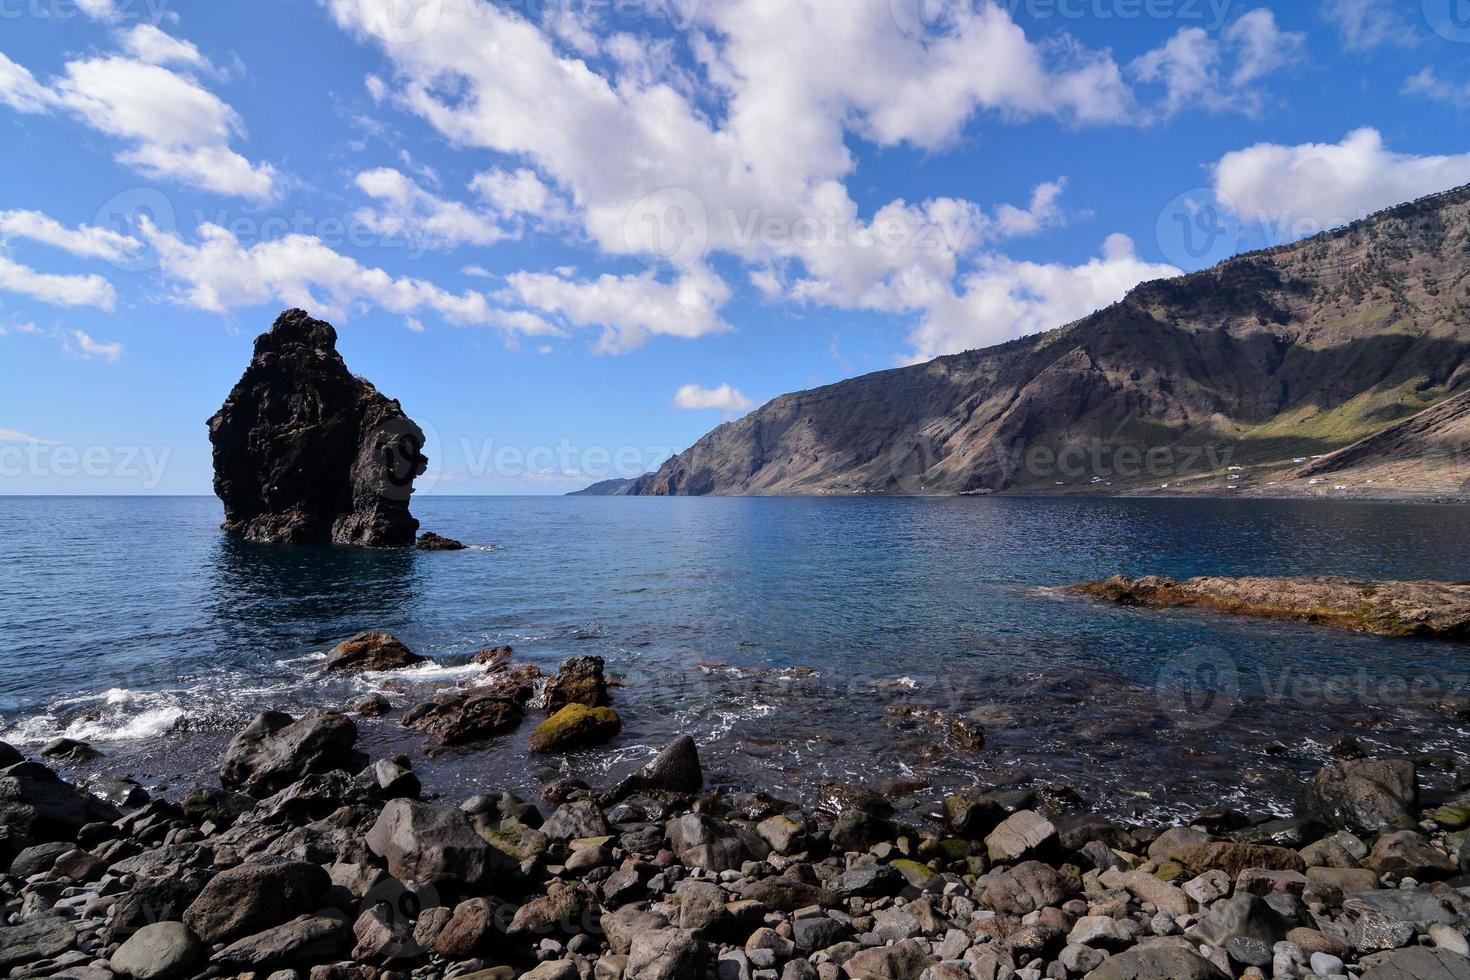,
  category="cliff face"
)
[208,309,427,546]
[631,185,1470,496]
